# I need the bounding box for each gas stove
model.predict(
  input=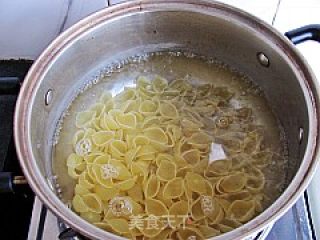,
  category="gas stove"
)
[0,60,316,240]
